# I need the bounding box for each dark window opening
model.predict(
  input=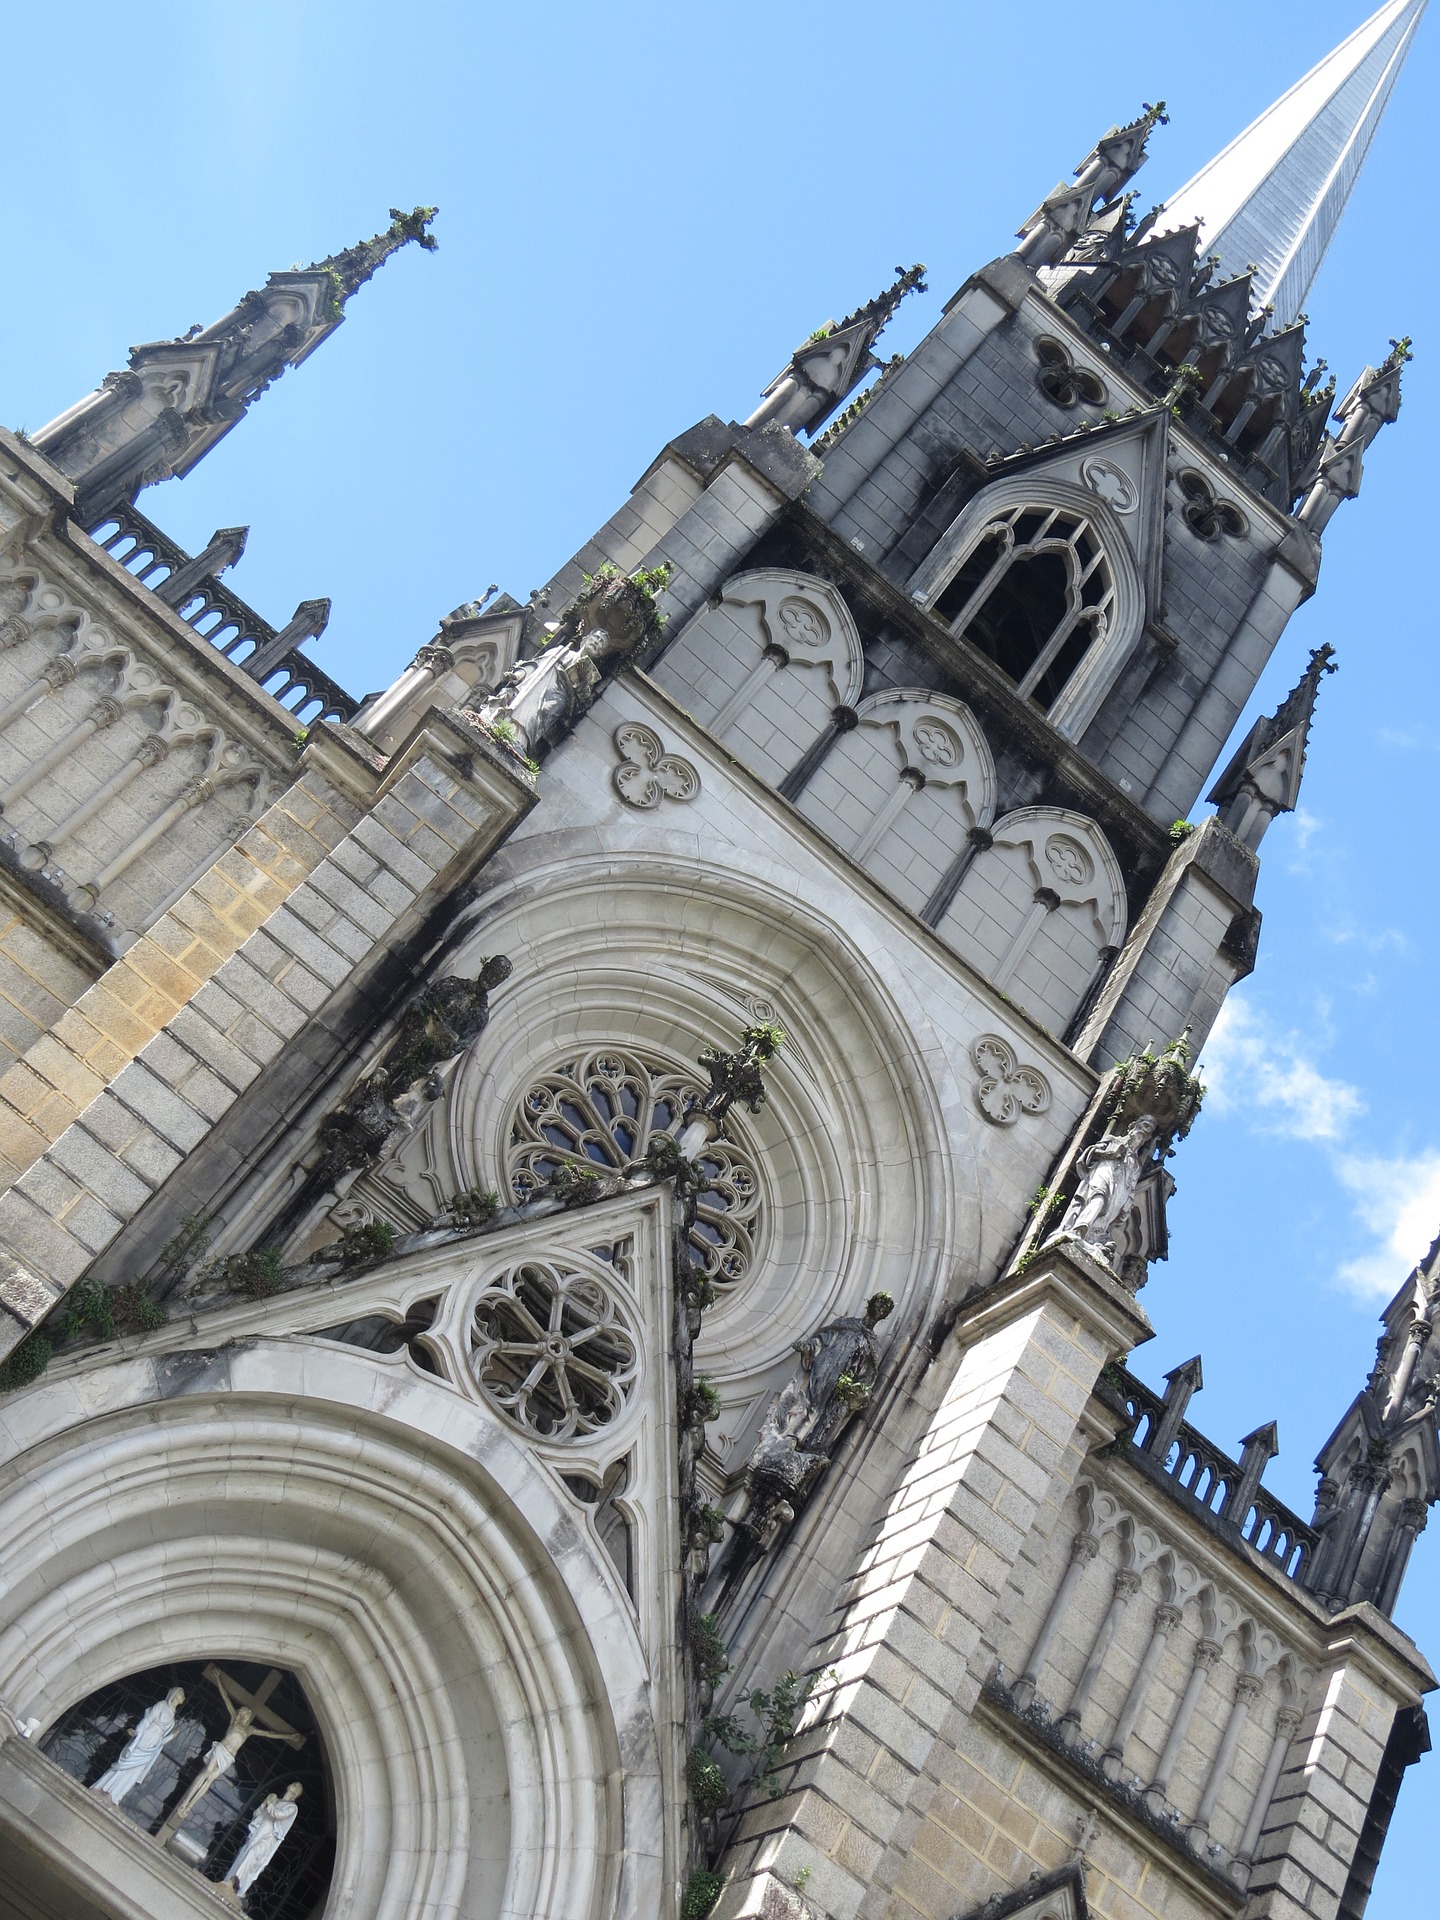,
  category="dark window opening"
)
[42,1658,335,1920]
[930,507,1116,713]
[962,550,1070,685]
